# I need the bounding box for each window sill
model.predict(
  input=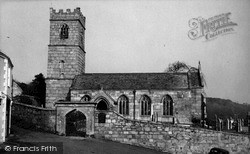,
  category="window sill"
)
[140,115,151,117]
[162,115,174,118]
